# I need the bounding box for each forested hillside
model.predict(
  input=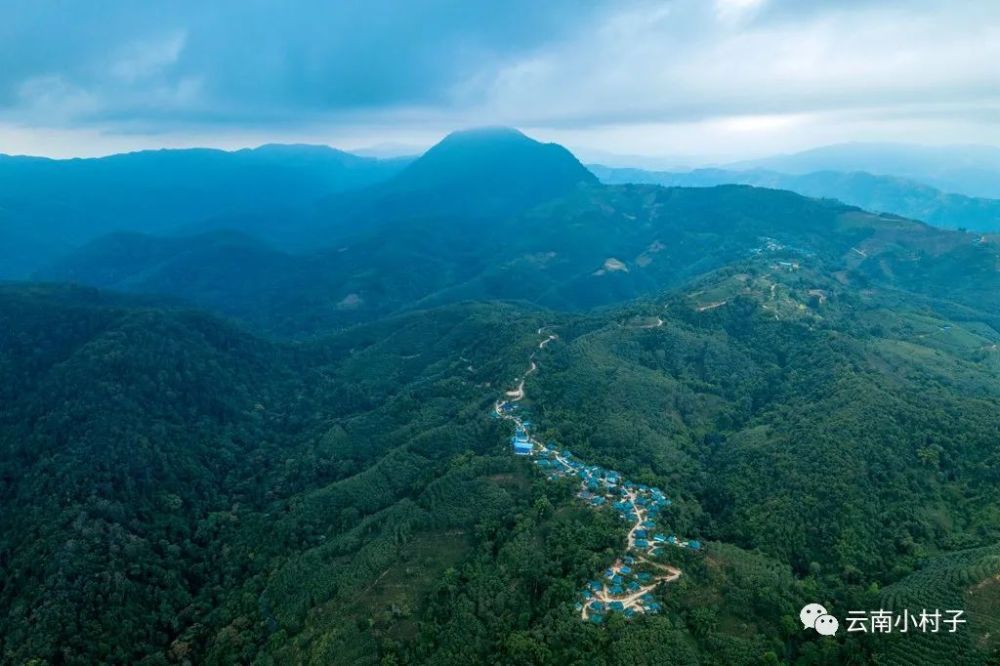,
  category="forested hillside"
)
[6,247,1000,663]
[420,254,1000,664]
[0,285,548,663]
[0,146,408,279]
[5,0,999,661]
[41,158,1000,339]
[5,129,1000,665]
